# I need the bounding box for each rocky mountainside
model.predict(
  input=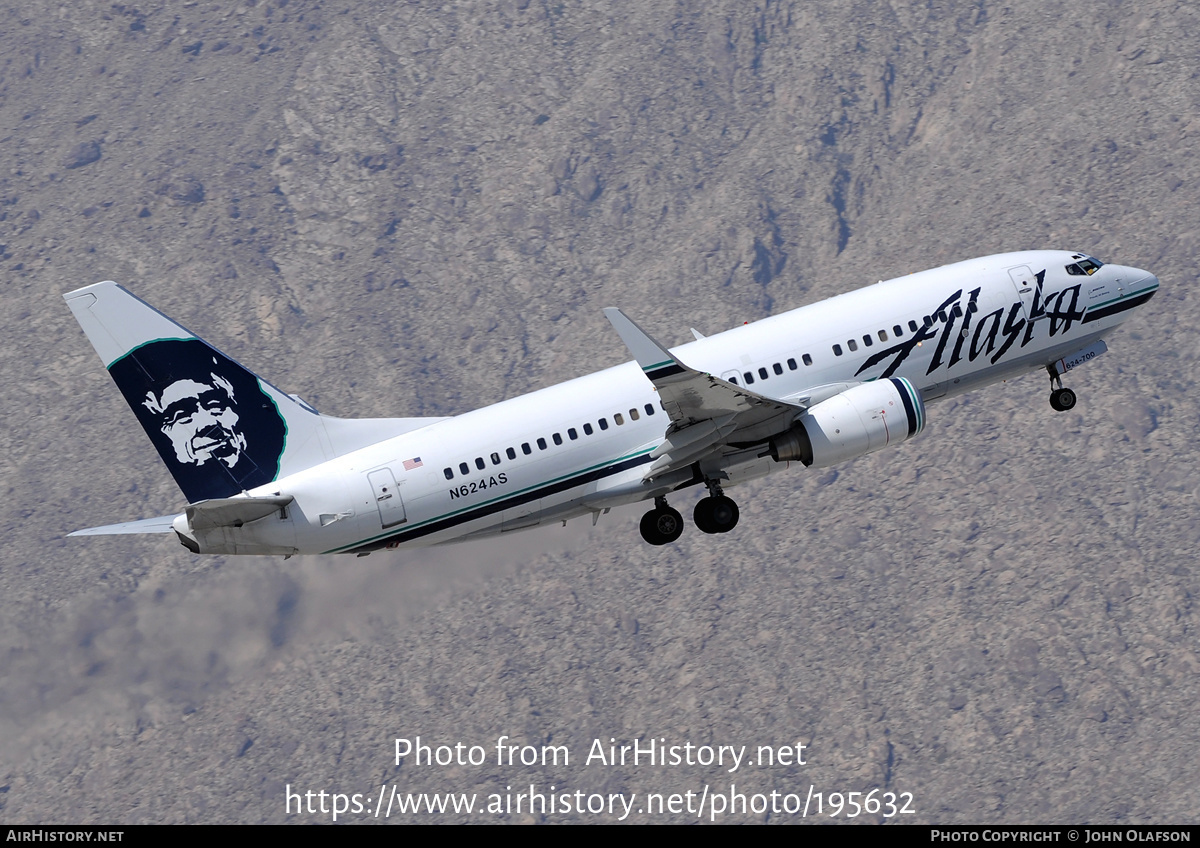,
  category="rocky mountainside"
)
[1,0,1197,823]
